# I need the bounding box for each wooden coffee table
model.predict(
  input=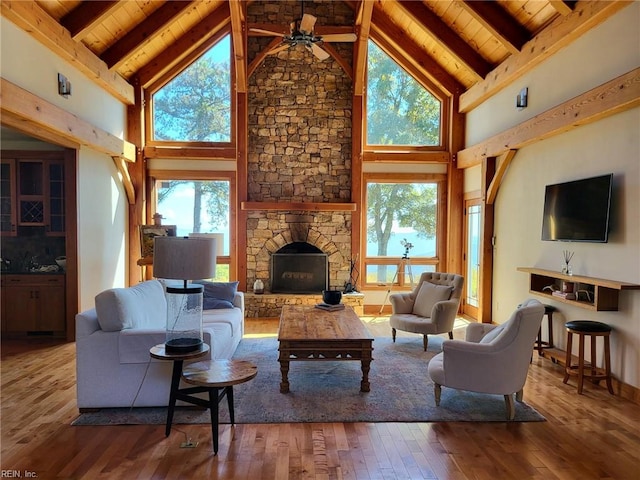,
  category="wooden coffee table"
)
[278,305,374,393]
